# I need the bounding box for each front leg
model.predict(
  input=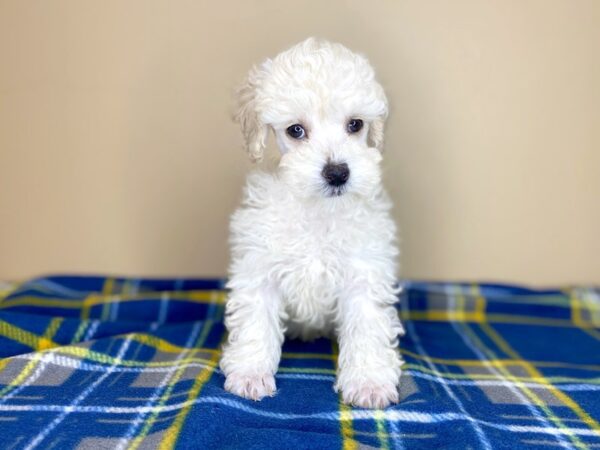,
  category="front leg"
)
[220,283,284,401]
[335,280,404,409]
